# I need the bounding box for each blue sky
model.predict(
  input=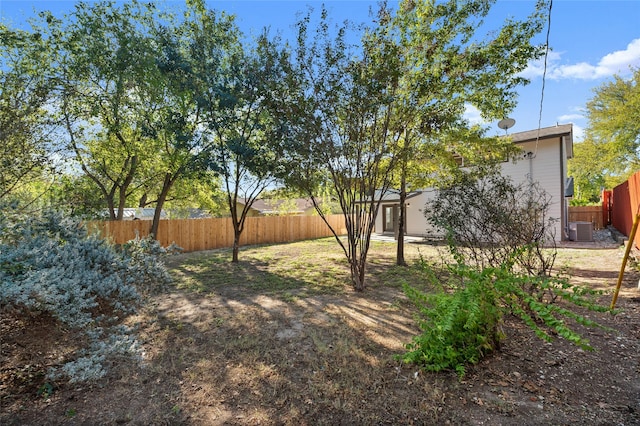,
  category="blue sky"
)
[2,0,639,140]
